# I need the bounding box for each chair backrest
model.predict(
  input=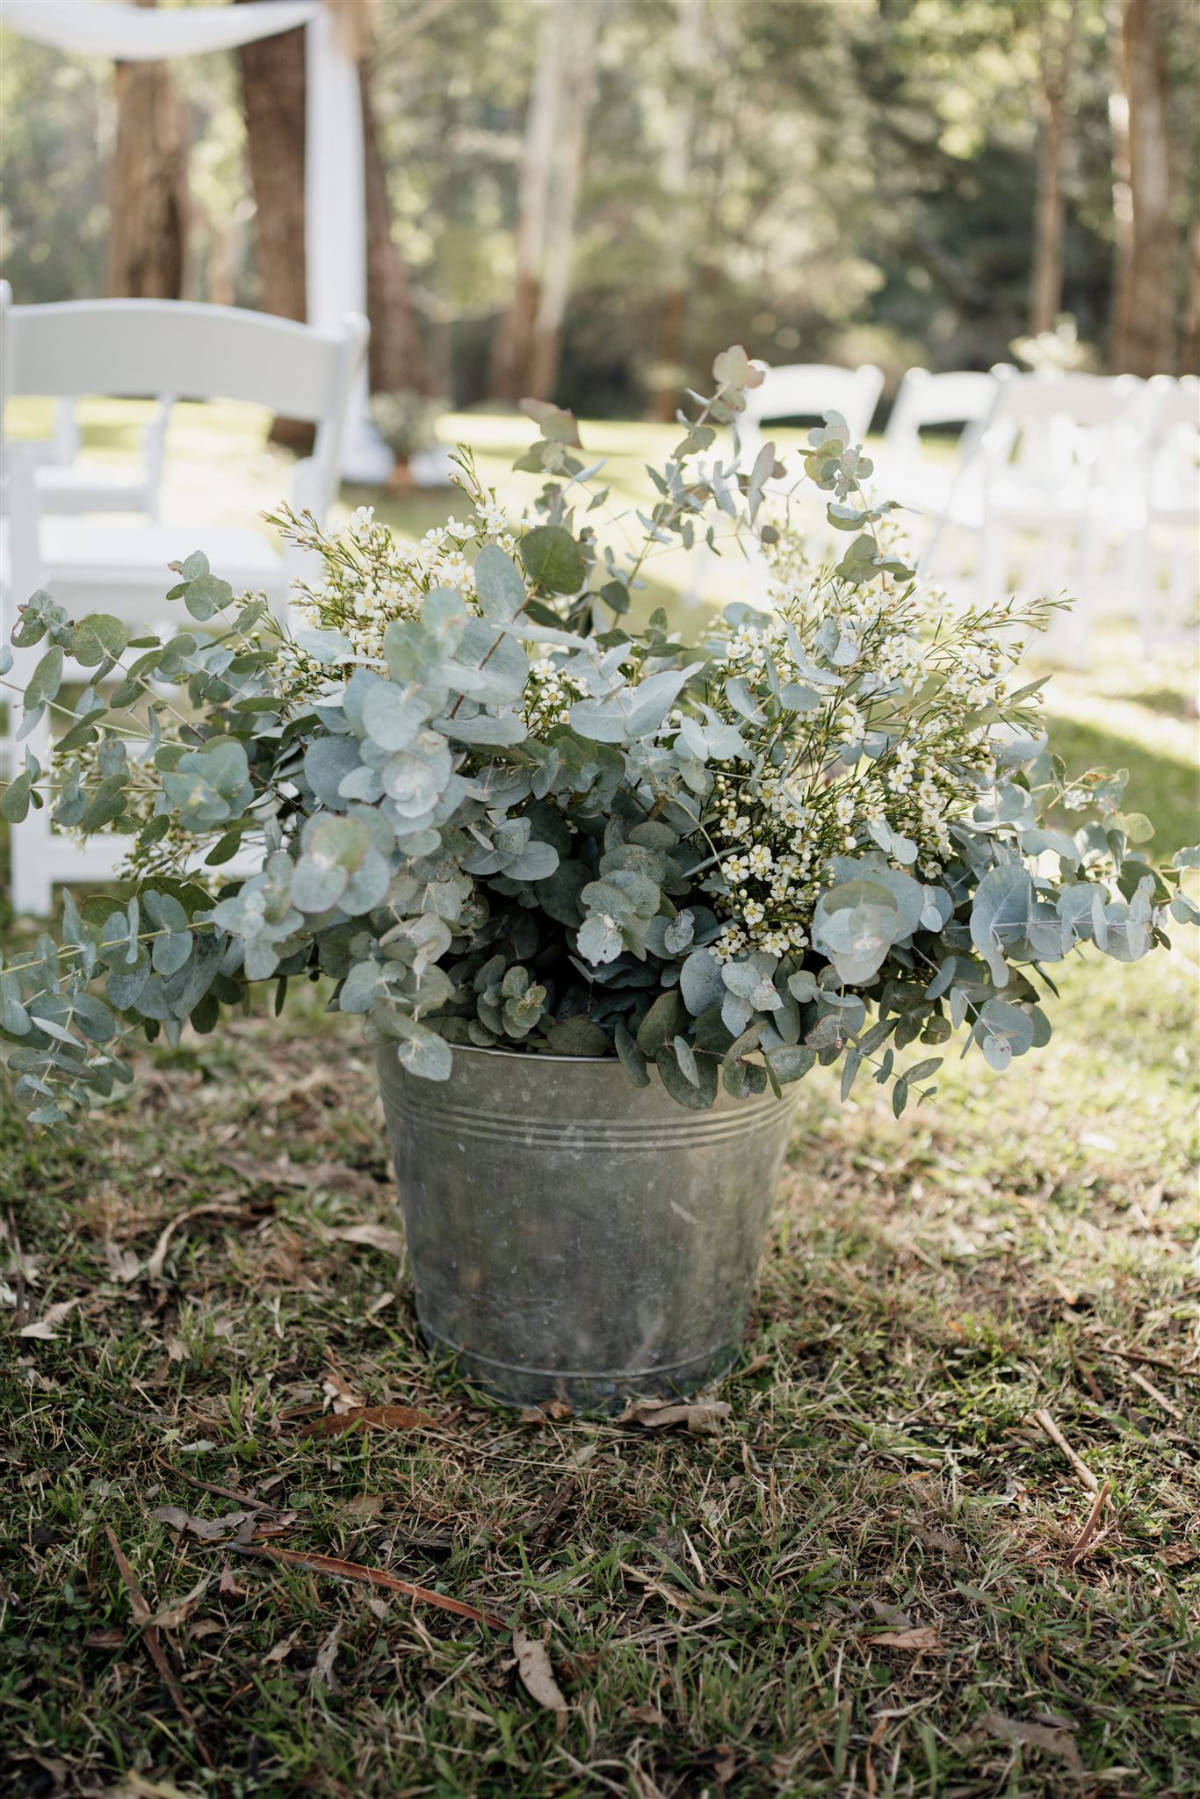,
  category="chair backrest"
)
[986,367,1141,429]
[1140,375,1200,513]
[977,368,1144,486]
[743,362,885,444]
[884,368,1001,460]
[0,286,368,517]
